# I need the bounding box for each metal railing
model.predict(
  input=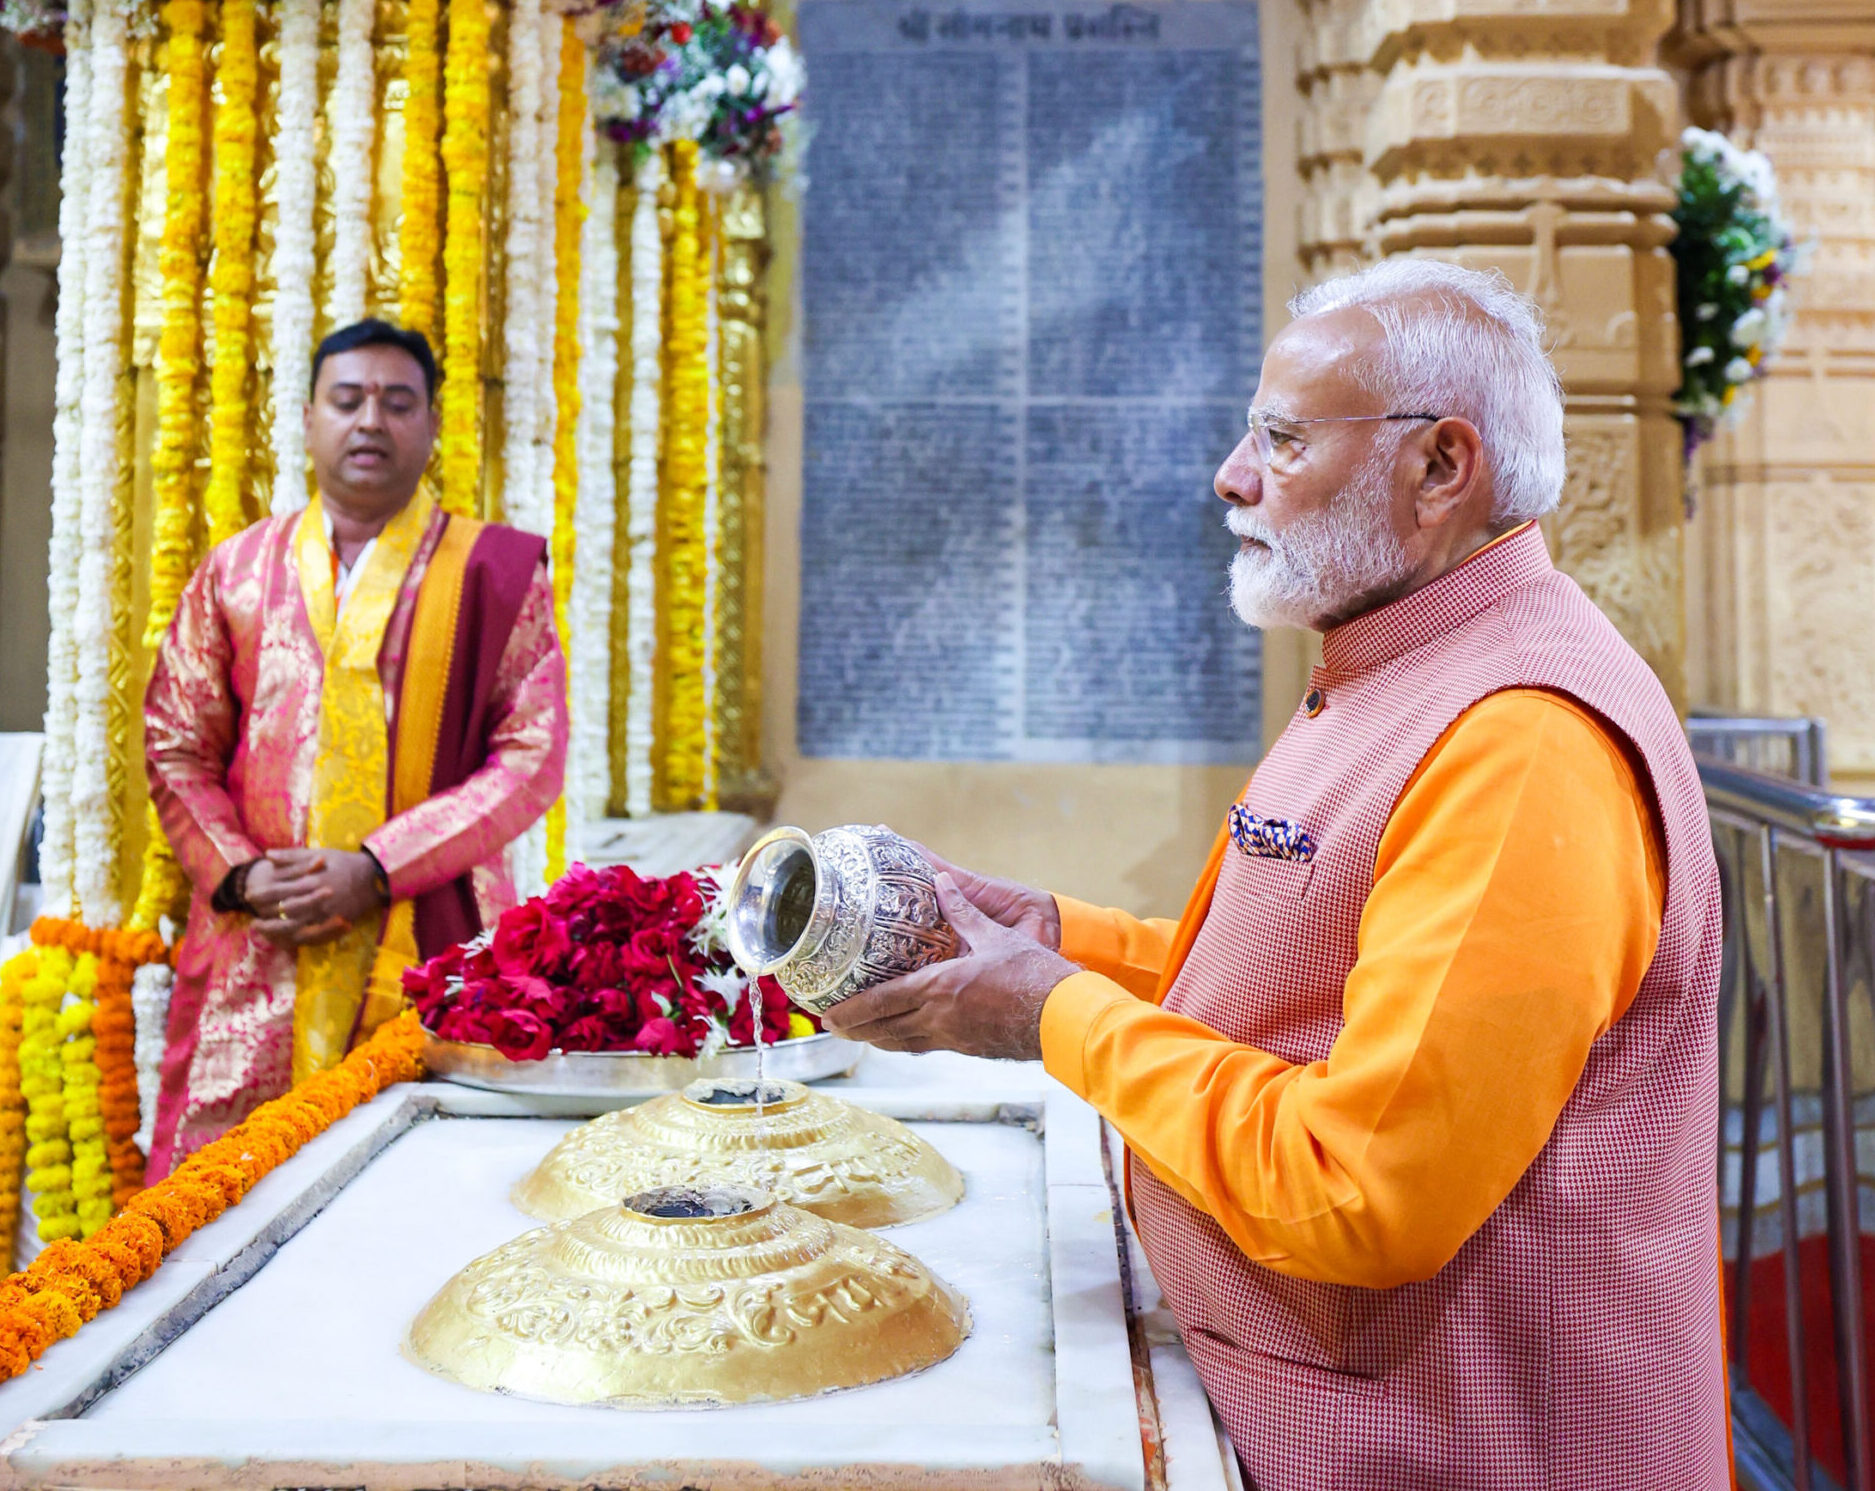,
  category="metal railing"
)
[1706,755,1875,1491]
[1691,712,1829,788]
